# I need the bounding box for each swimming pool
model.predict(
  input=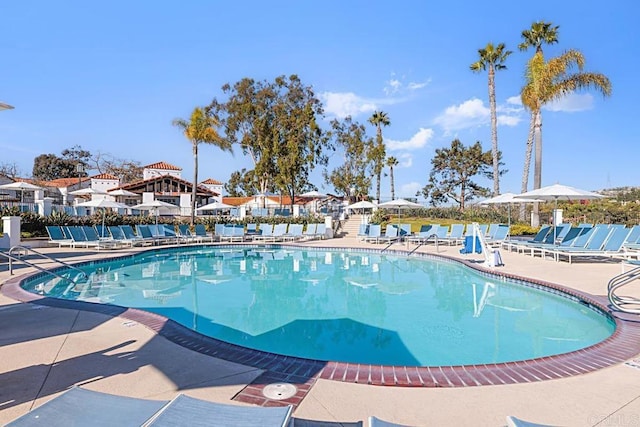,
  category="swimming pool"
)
[20,245,615,367]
